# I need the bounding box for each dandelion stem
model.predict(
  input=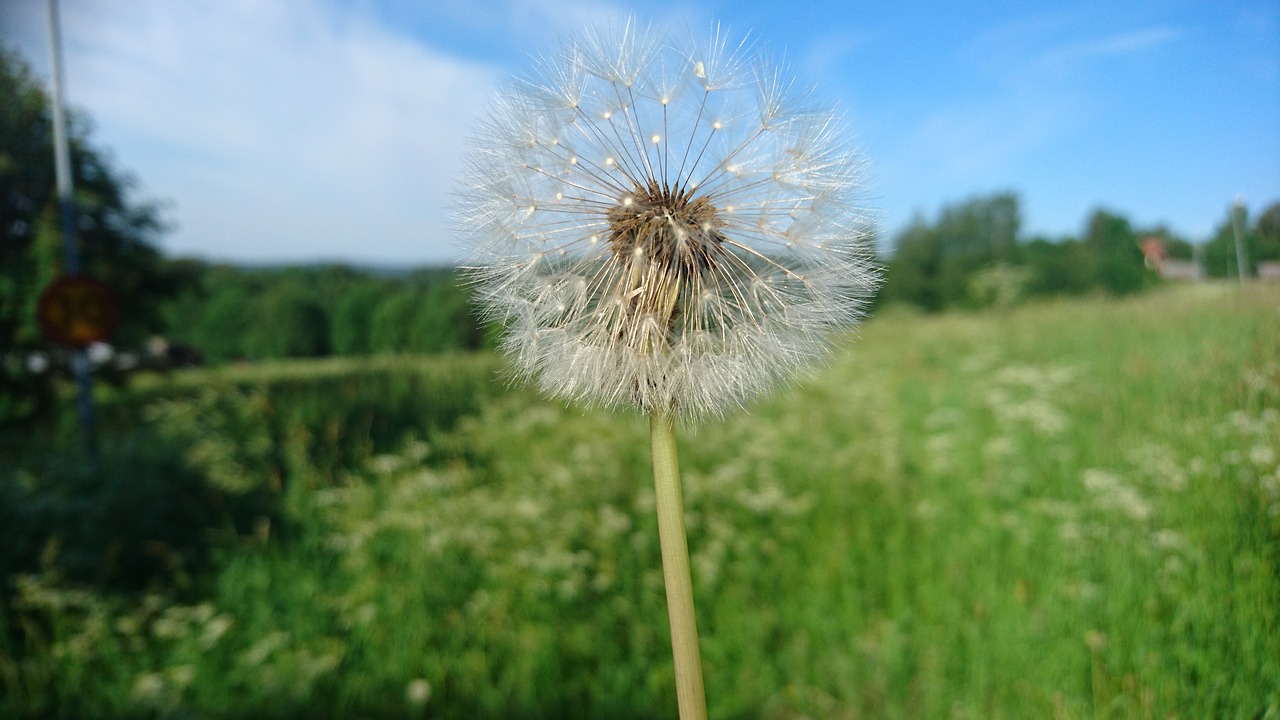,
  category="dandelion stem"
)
[649,409,708,720]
